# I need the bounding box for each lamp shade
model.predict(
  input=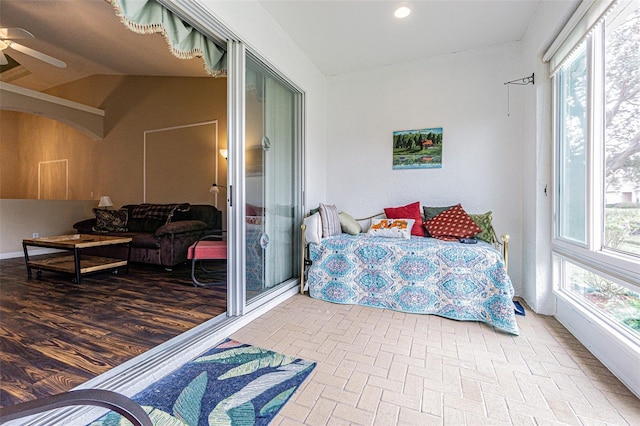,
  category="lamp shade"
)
[98,196,113,208]
[210,183,227,194]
